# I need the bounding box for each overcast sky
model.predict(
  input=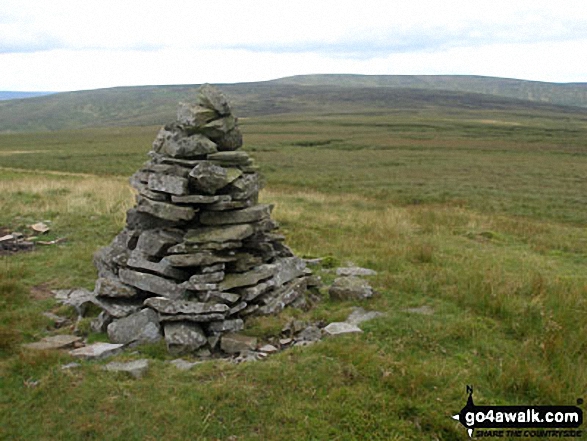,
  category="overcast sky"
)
[1,0,586,91]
